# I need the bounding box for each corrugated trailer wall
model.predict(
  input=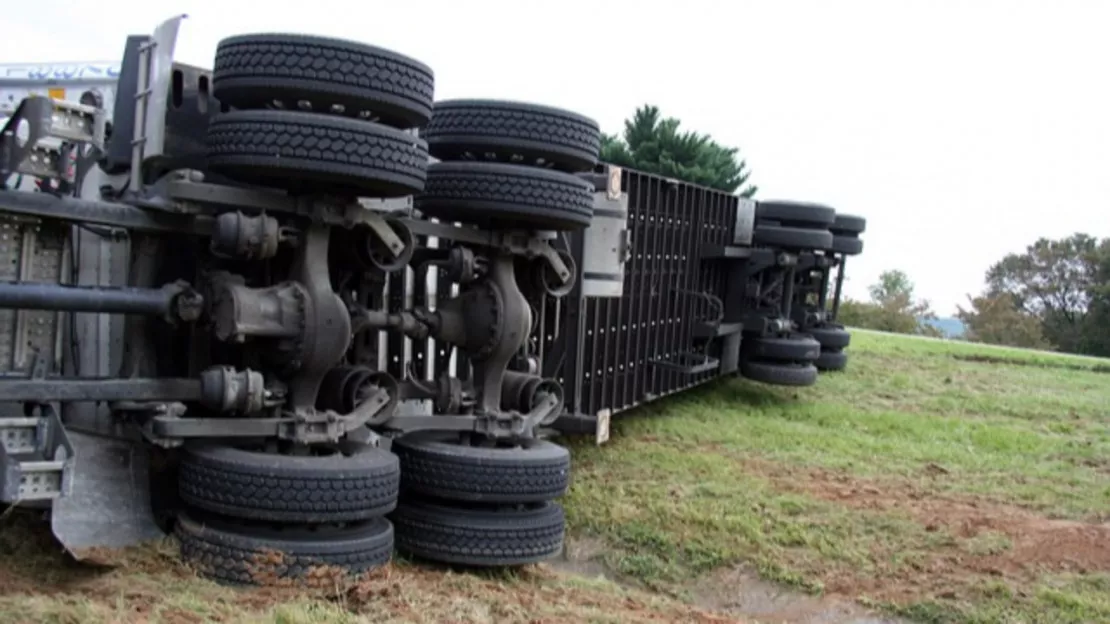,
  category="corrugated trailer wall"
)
[550,166,741,425]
